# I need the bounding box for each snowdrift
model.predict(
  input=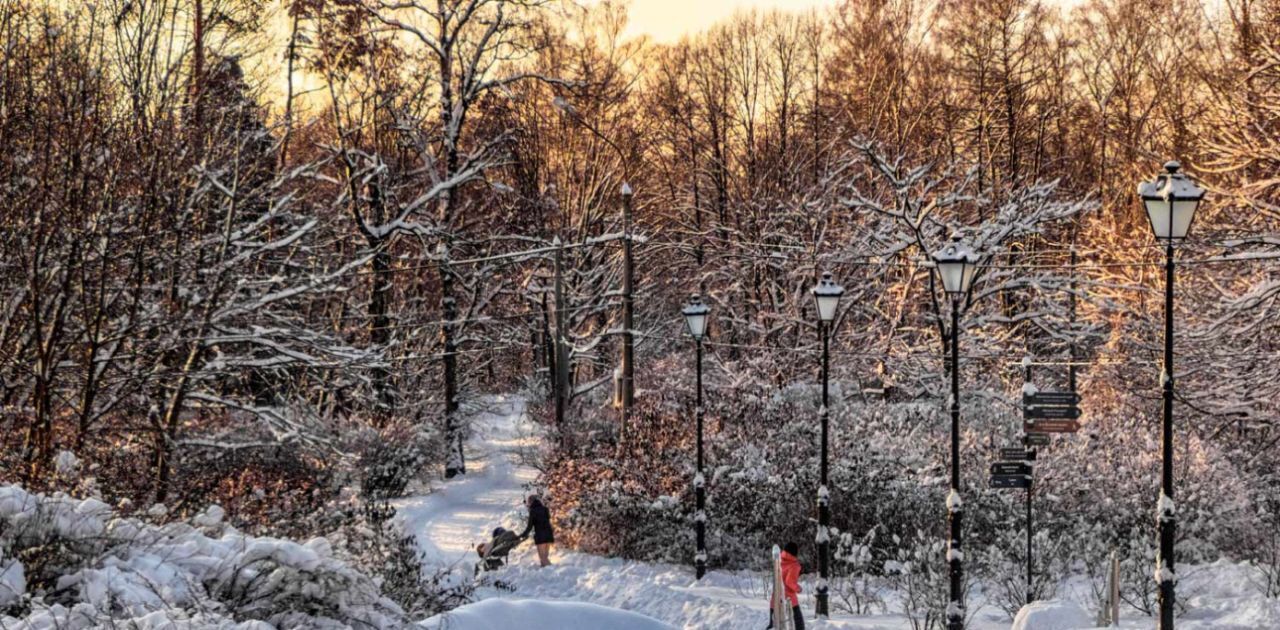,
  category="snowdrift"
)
[419,599,675,630]
[1011,600,1092,630]
[0,484,405,629]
